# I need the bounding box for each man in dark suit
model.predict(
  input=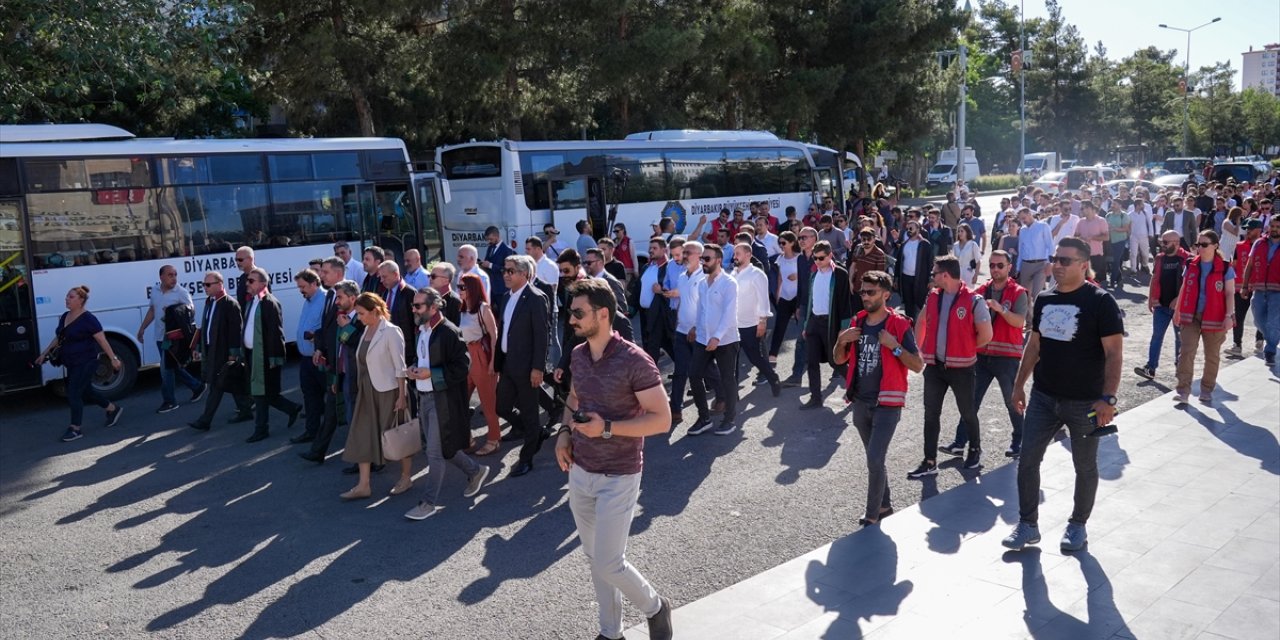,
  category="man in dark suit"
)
[189,271,252,430]
[378,260,417,366]
[242,267,301,443]
[582,248,634,342]
[494,255,549,478]
[481,226,516,301]
[430,262,464,326]
[299,258,347,462]
[360,246,385,294]
[894,220,936,320]
[800,241,853,409]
